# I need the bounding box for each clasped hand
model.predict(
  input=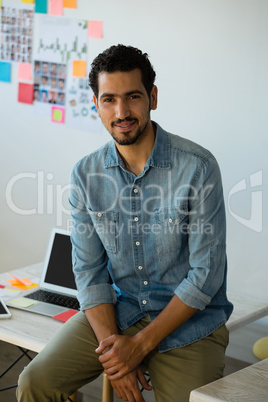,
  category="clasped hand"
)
[96,334,145,380]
